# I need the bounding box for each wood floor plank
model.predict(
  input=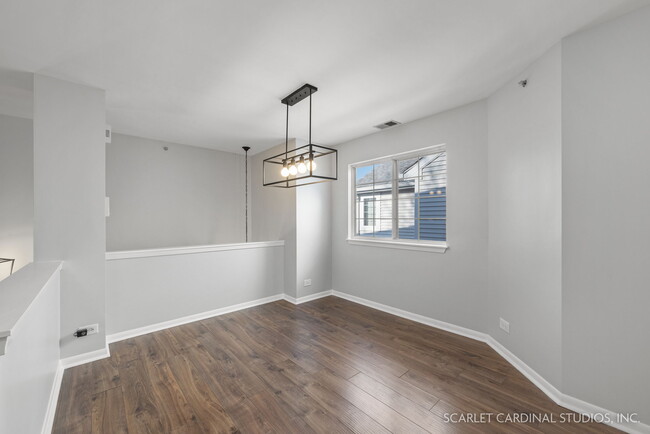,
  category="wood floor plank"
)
[311,366,430,434]
[256,302,410,380]
[311,297,513,376]
[183,341,280,433]
[277,359,392,434]
[185,338,263,407]
[266,301,410,377]
[53,297,622,434]
[151,328,190,359]
[297,301,471,384]
[90,356,122,394]
[224,396,275,433]
[52,364,93,434]
[196,324,314,433]
[143,359,203,432]
[110,338,141,366]
[241,306,361,379]
[167,353,239,433]
[136,332,174,366]
[349,372,476,434]
[404,369,573,434]
[120,358,170,433]
[300,298,505,384]
[315,297,509,366]
[207,315,353,433]
[247,389,315,434]
[91,386,128,434]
